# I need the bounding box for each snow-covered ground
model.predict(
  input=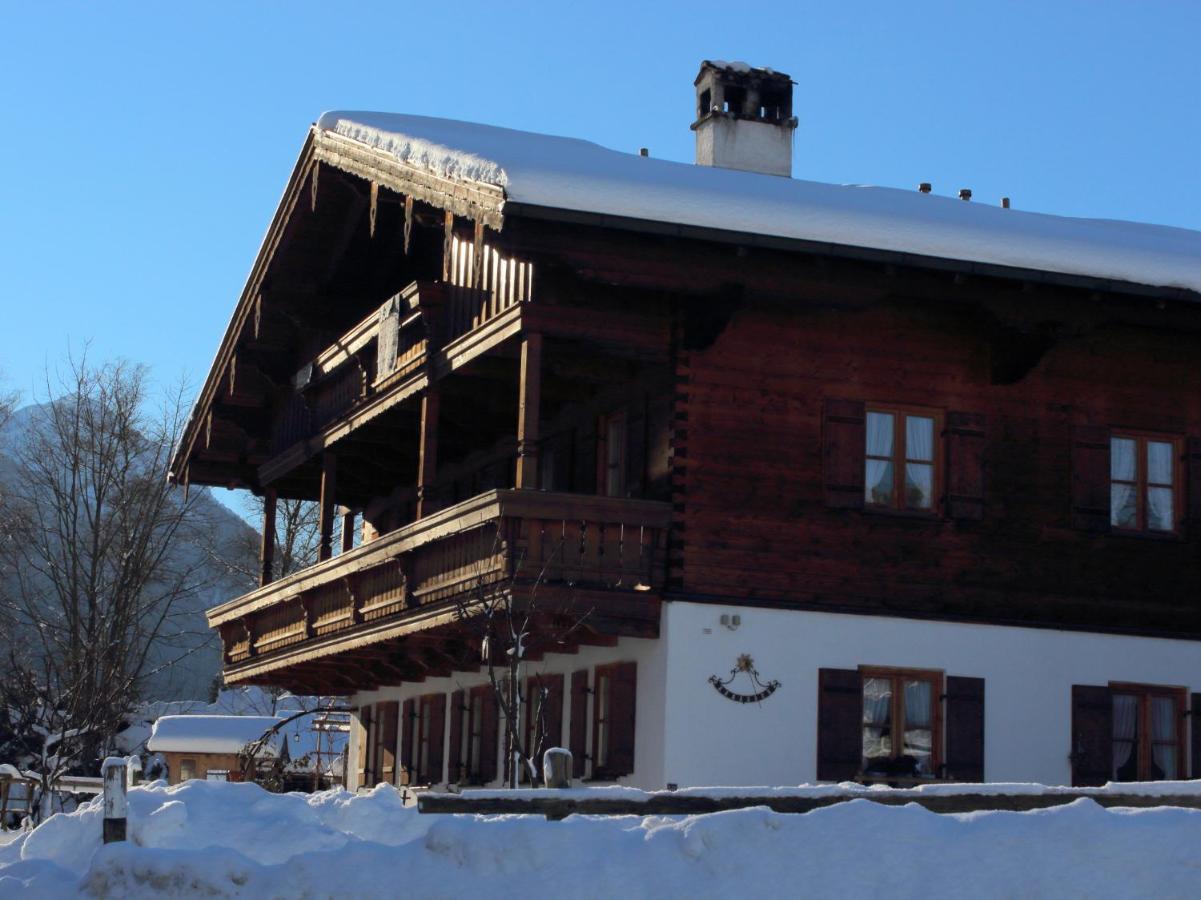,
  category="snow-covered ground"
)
[2,781,1201,898]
